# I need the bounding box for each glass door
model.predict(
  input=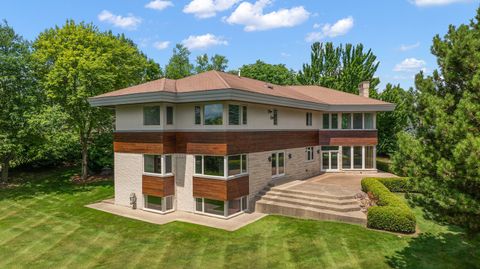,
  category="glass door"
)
[321,146,339,172]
